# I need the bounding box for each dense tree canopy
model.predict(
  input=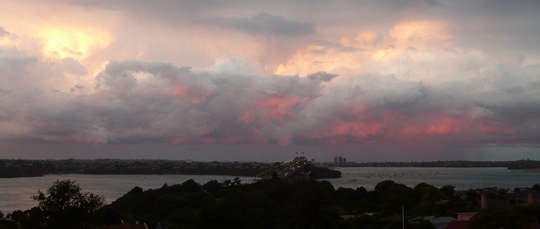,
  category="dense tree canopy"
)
[33,180,105,229]
[4,178,540,228]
